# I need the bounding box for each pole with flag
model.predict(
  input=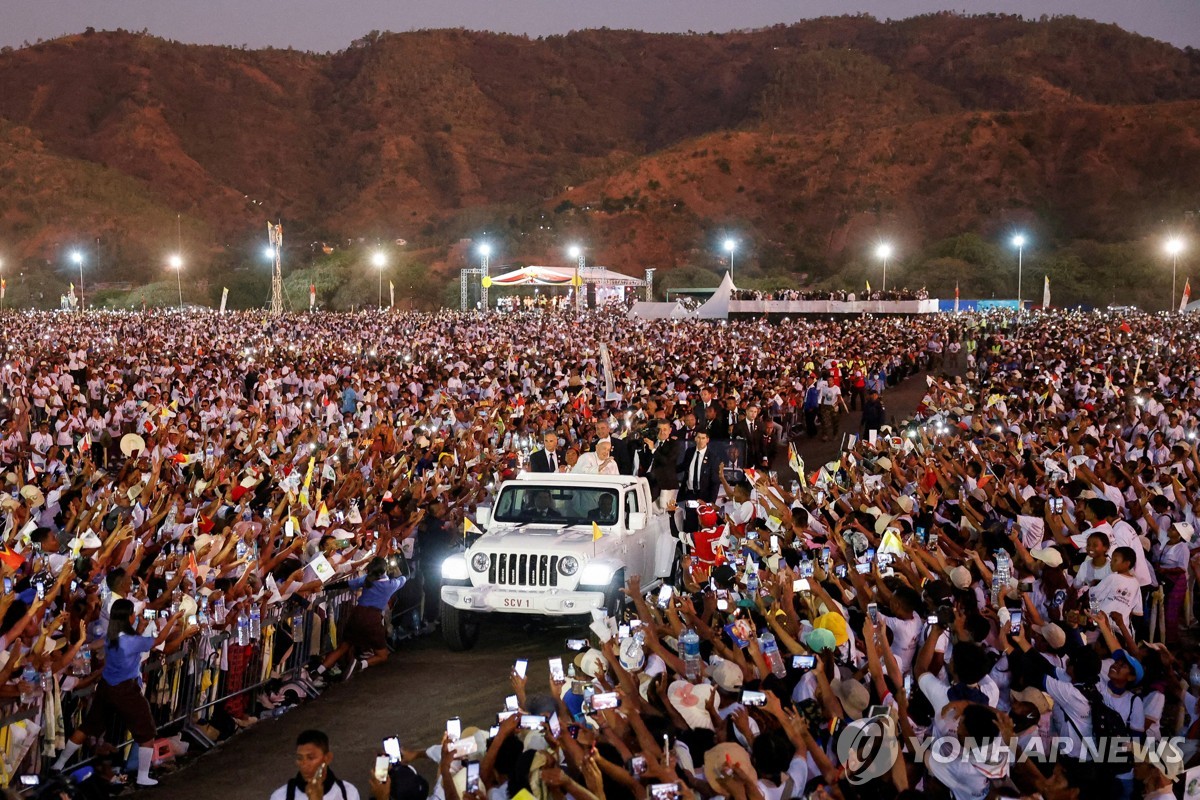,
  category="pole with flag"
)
[865,279,871,297]
[389,280,395,309]
[1042,276,1050,309]
[219,287,229,314]
[592,521,603,557]
[1181,278,1192,313]
[0,277,5,311]
[953,281,959,314]
[309,283,316,311]
[788,441,805,485]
